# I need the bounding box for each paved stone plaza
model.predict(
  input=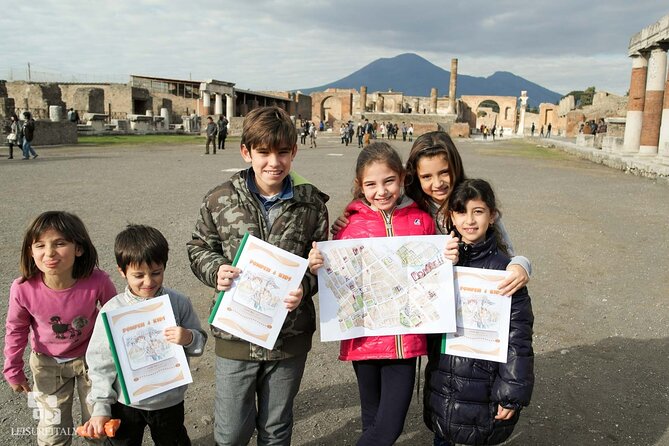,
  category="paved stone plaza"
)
[0,134,667,445]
